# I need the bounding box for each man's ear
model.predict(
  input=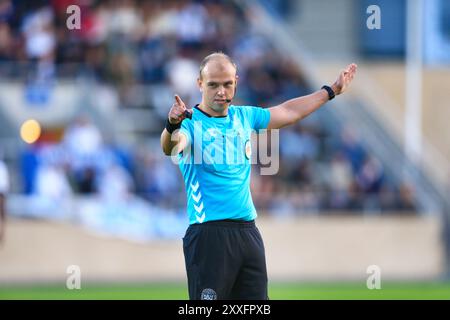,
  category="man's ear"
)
[197,78,203,92]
